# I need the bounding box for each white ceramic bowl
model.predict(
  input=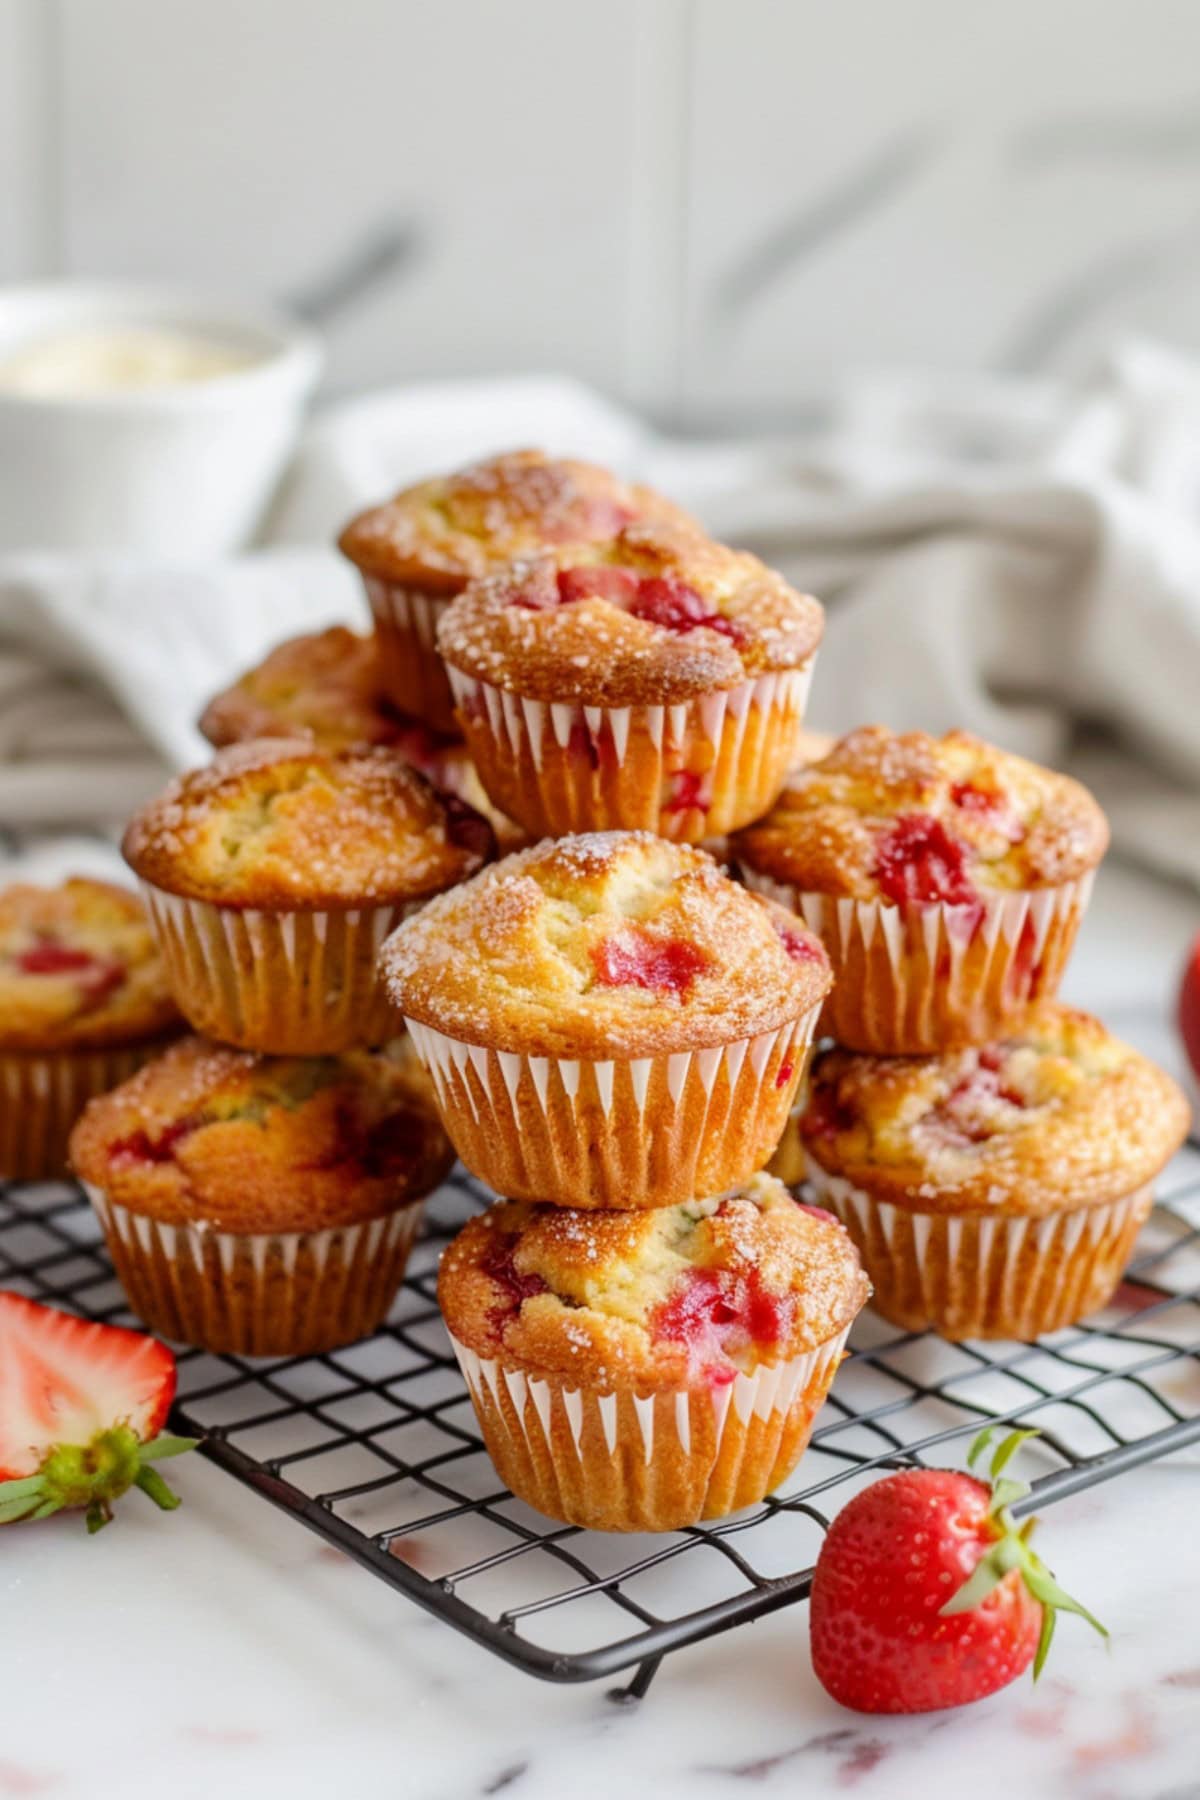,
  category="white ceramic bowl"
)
[0,284,323,554]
